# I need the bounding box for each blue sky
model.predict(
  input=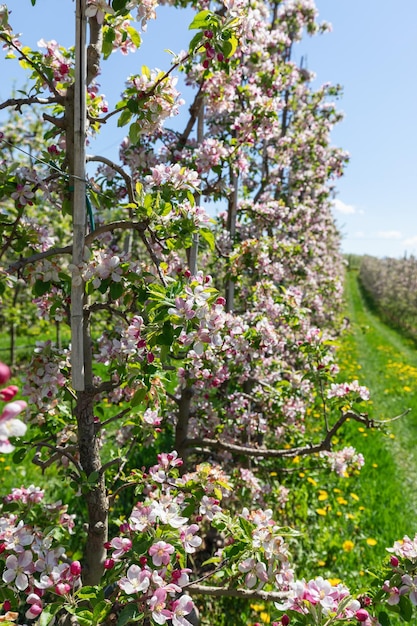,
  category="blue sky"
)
[1,0,416,258]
